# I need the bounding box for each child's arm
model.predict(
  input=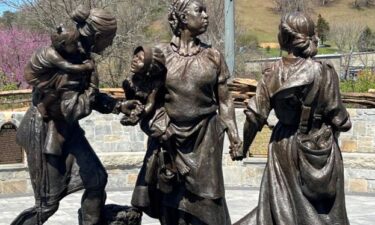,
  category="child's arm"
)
[46,48,94,74]
[122,77,135,100]
[143,87,159,116]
